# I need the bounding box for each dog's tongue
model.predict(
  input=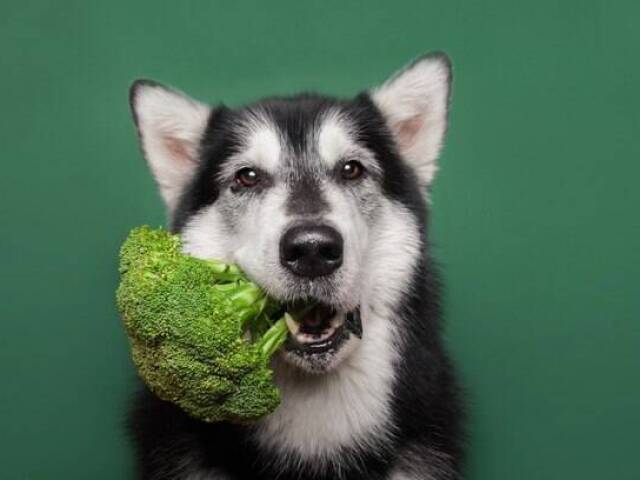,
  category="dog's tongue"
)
[300,304,334,334]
